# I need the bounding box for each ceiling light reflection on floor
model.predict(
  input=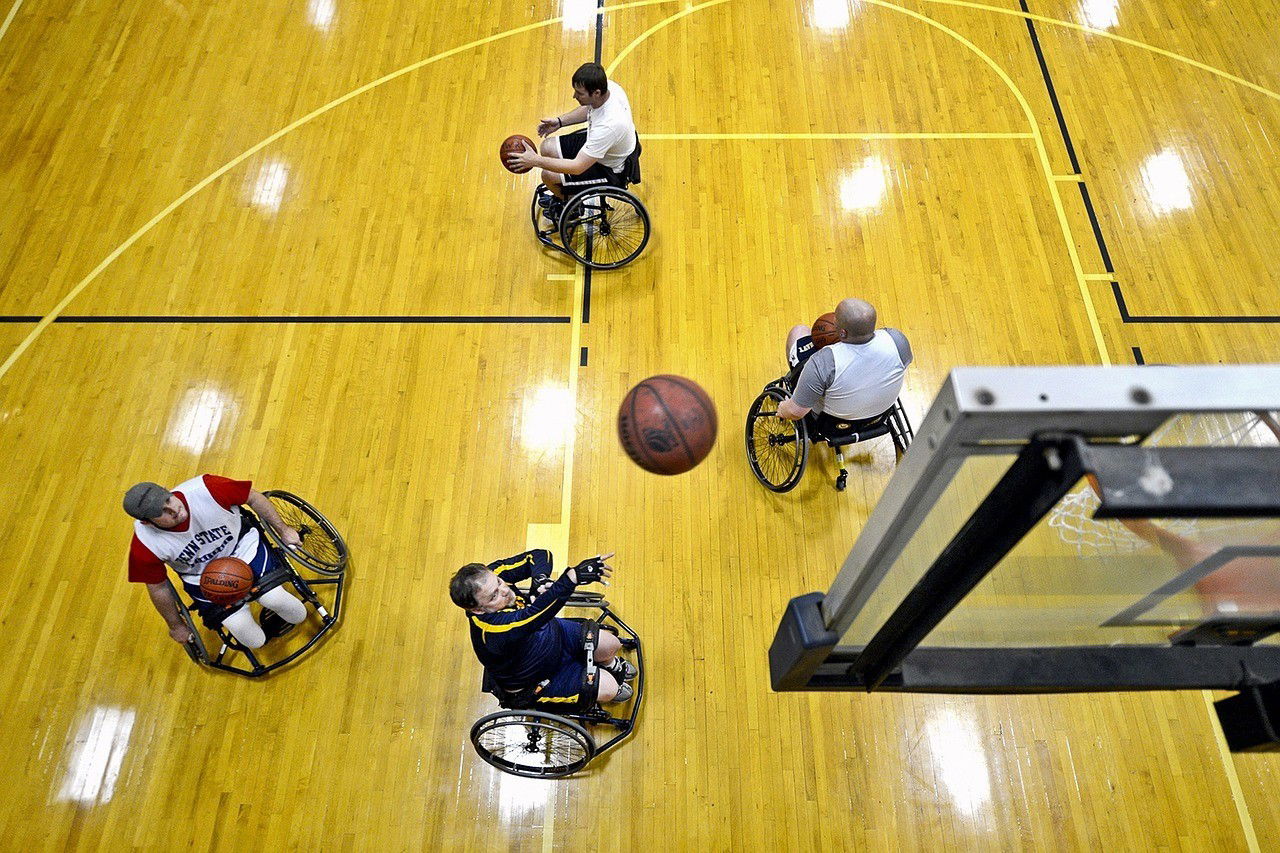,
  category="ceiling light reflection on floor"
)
[521,385,575,454]
[1079,0,1119,29]
[562,0,594,31]
[924,708,992,817]
[307,0,336,32]
[1141,149,1193,215]
[56,706,137,806]
[247,158,291,214]
[840,157,888,212]
[164,385,239,454]
[812,0,852,30]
